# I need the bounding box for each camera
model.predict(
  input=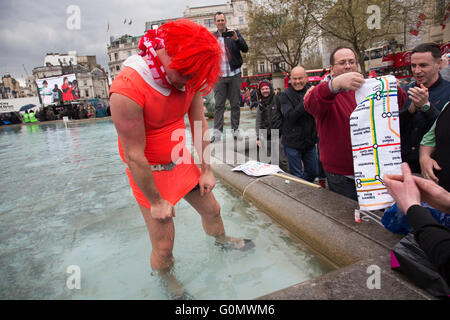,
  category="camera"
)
[222,30,234,38]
